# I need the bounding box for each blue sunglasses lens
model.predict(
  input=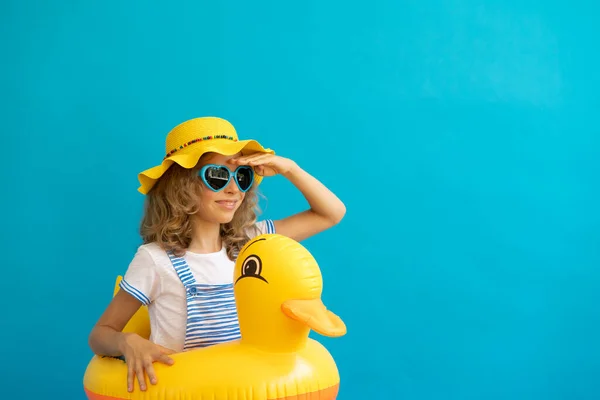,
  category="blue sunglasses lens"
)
[203,166,230,191]
[202,166,254,192]
[235,166,254,191]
